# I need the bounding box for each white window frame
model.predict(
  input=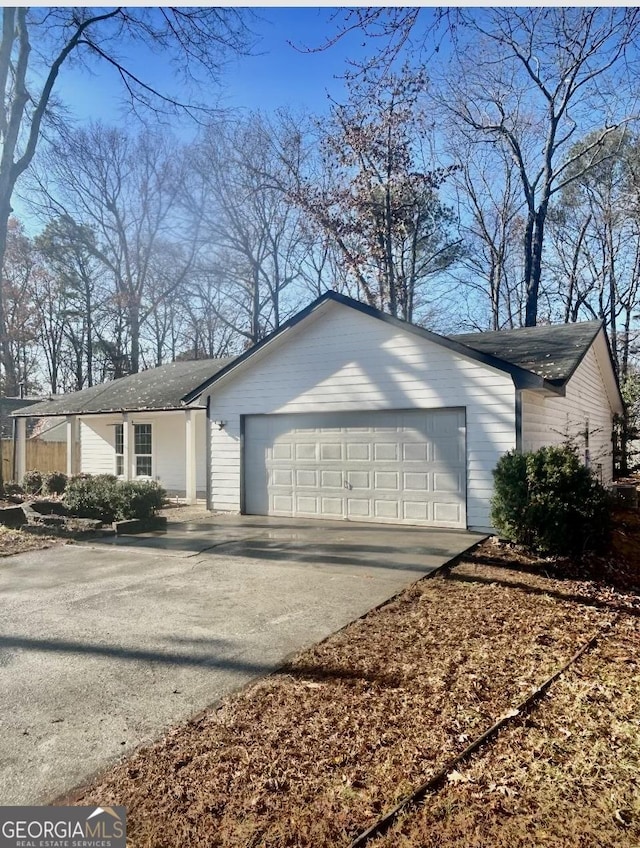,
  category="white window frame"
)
[114,423,124,477]
[133,422,153,478]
